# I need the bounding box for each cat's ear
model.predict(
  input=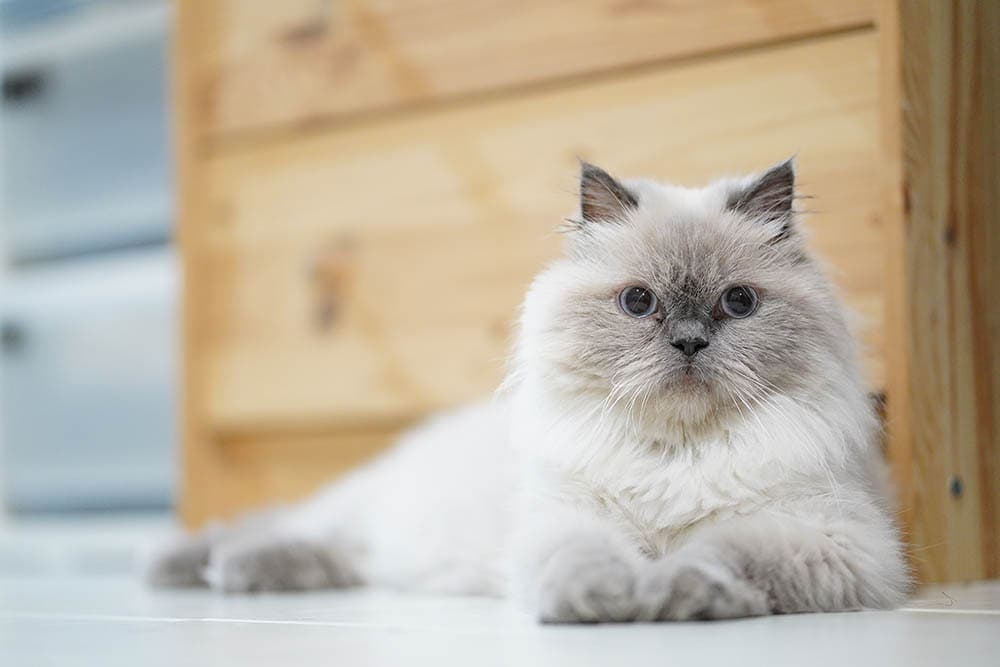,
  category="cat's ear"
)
[579,161,638,224]
[727,158,796,242]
